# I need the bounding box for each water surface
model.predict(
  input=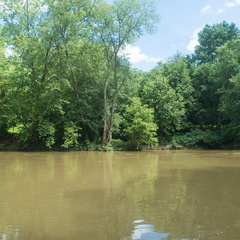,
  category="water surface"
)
[0,150,240,240]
